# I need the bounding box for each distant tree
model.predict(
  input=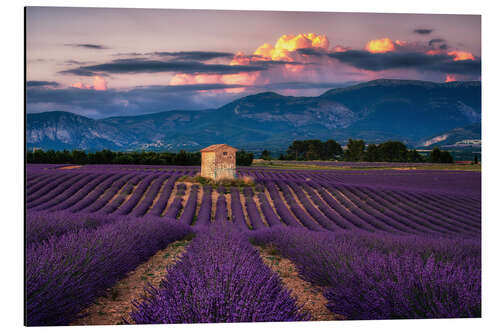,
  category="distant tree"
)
[324,139,343,160]
[260,150,271,160]
[71,150,87,164]
[173,150,190,165]
[61,150,72,163]
[90,149,115,164]
[364,144,380,162]
[439,151,454,163]
[408,149,424,163]
[236,150,254,166]
[428,147,453,163]
[304,140,323,160]
[159,152,174,164]
[287,140,308,160]
[113,153,134,164]
[26,151,34,163]
[27,149,209,166]
[344,139,366,161]
[377,141,408,162]
[430,147,442,163]
[33,149,47,163]
[45,150,57,163]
